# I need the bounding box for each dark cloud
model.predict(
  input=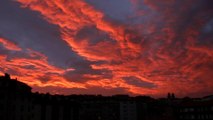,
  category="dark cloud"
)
[63,67,113,83]
[123,76,156,88]
[75,25,114,46]
[86,0,134,22]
